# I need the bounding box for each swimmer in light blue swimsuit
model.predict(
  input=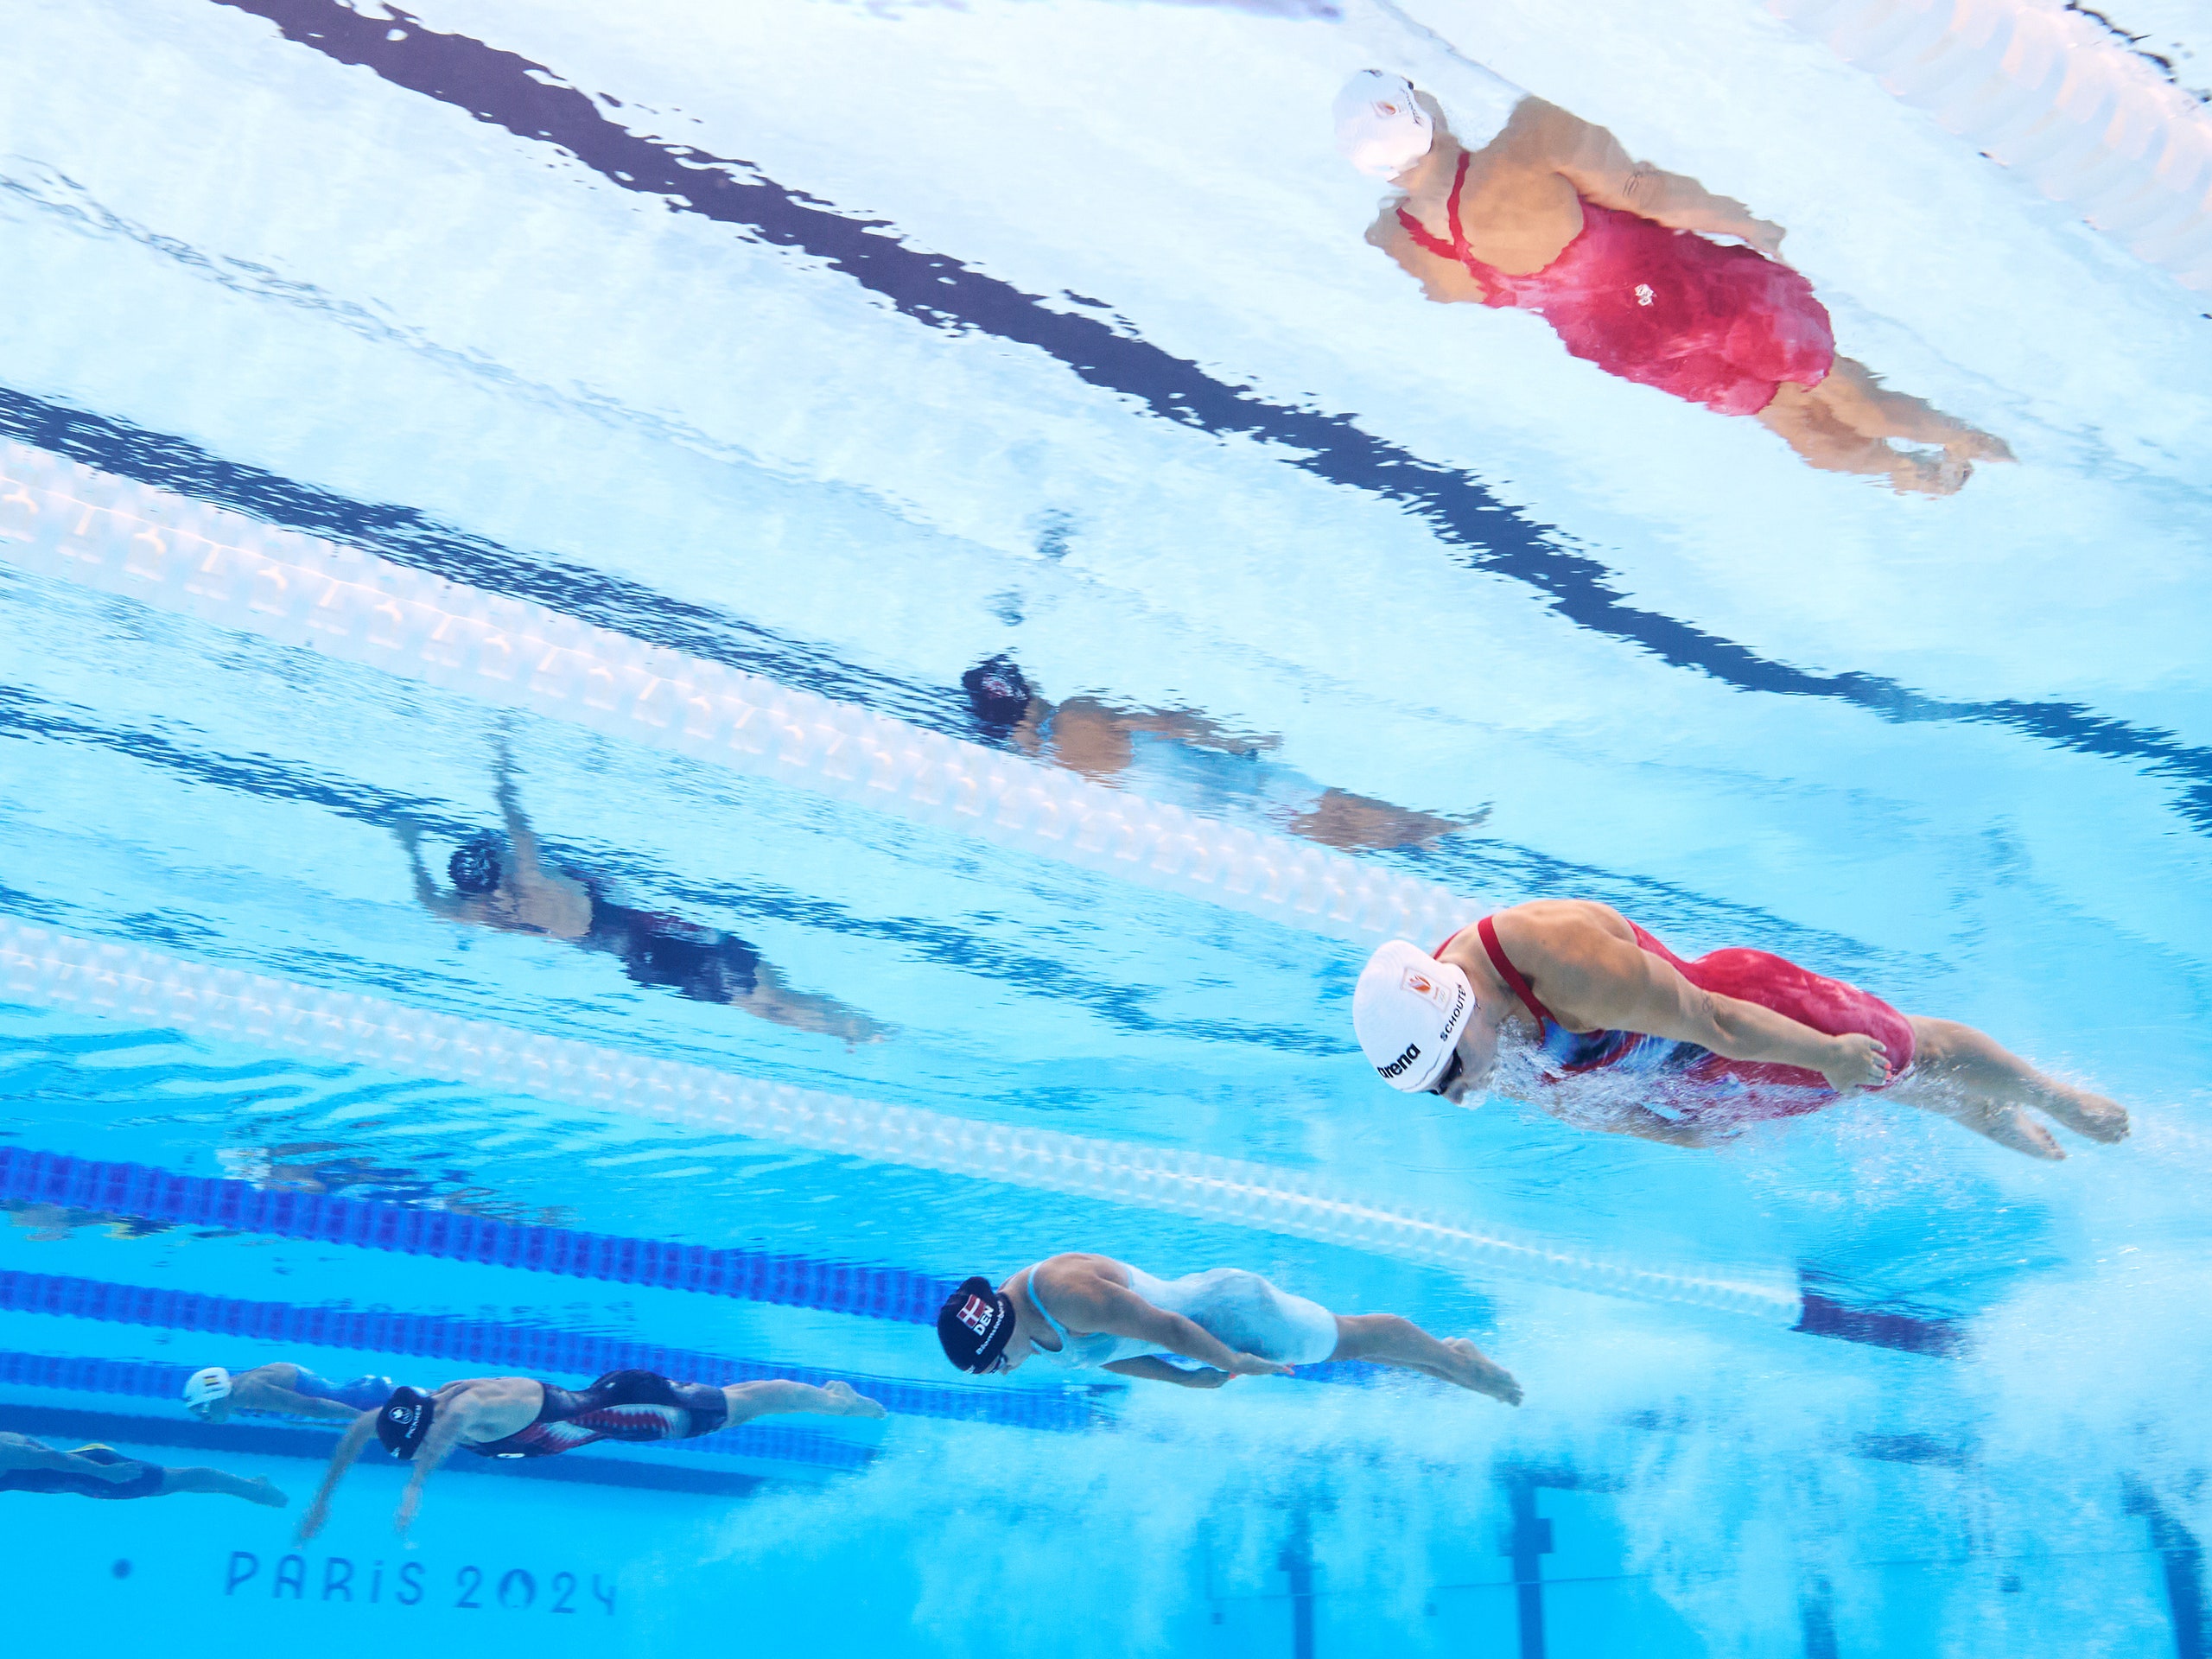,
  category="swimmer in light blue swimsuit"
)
[184,1363,403,1424]
[936,1253,1520,1402]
